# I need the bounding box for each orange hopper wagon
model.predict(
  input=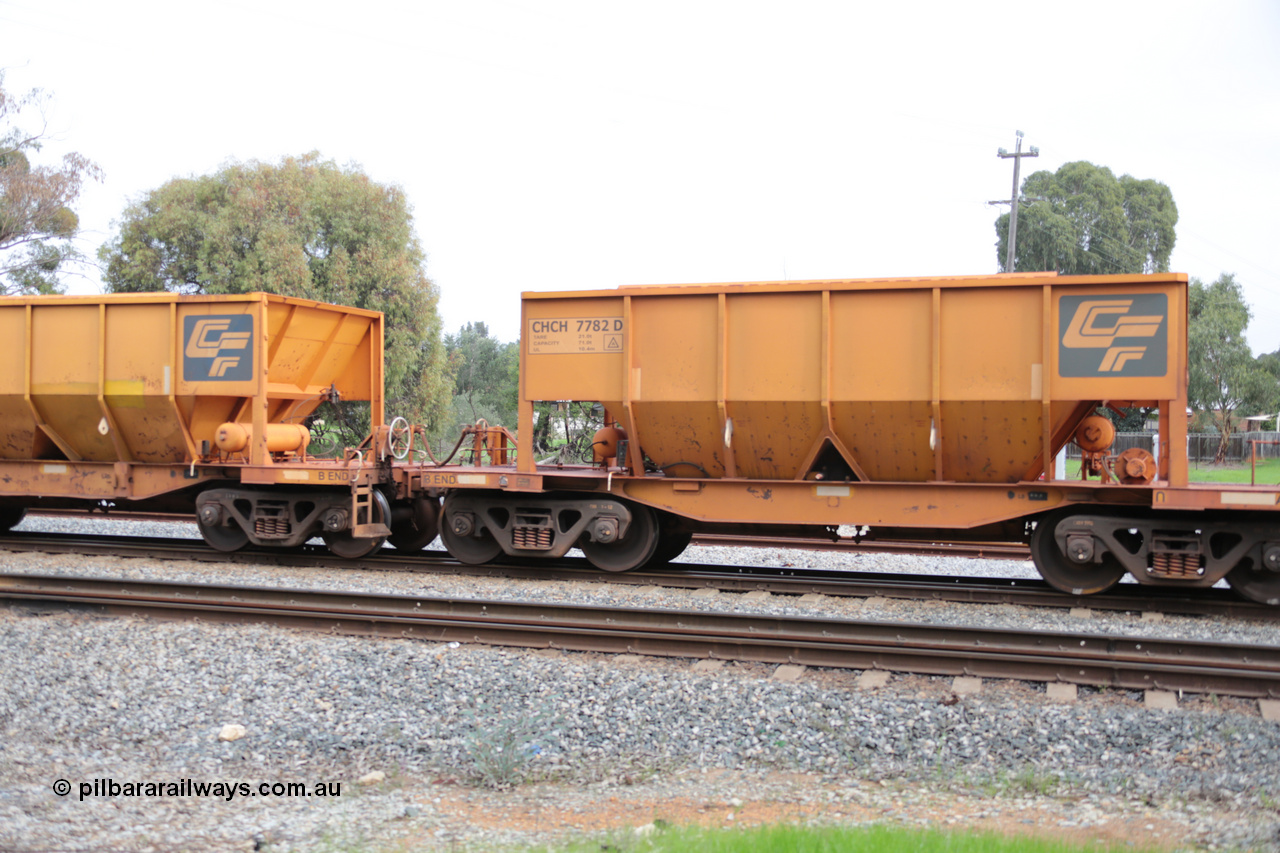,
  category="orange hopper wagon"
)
[433,273,1280,603]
